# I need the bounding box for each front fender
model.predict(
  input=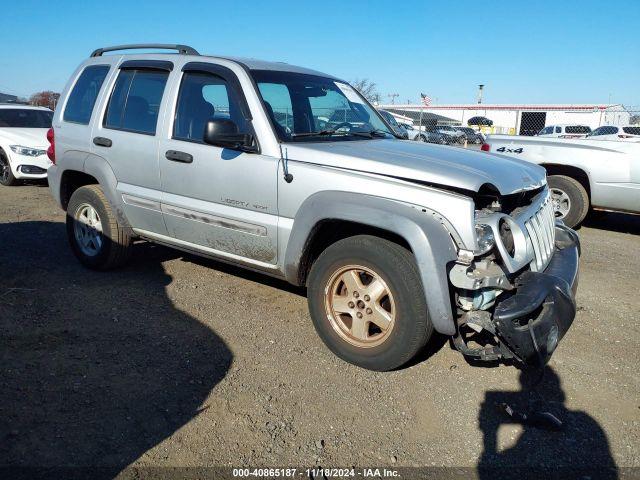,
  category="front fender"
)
[284,191,459,335]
